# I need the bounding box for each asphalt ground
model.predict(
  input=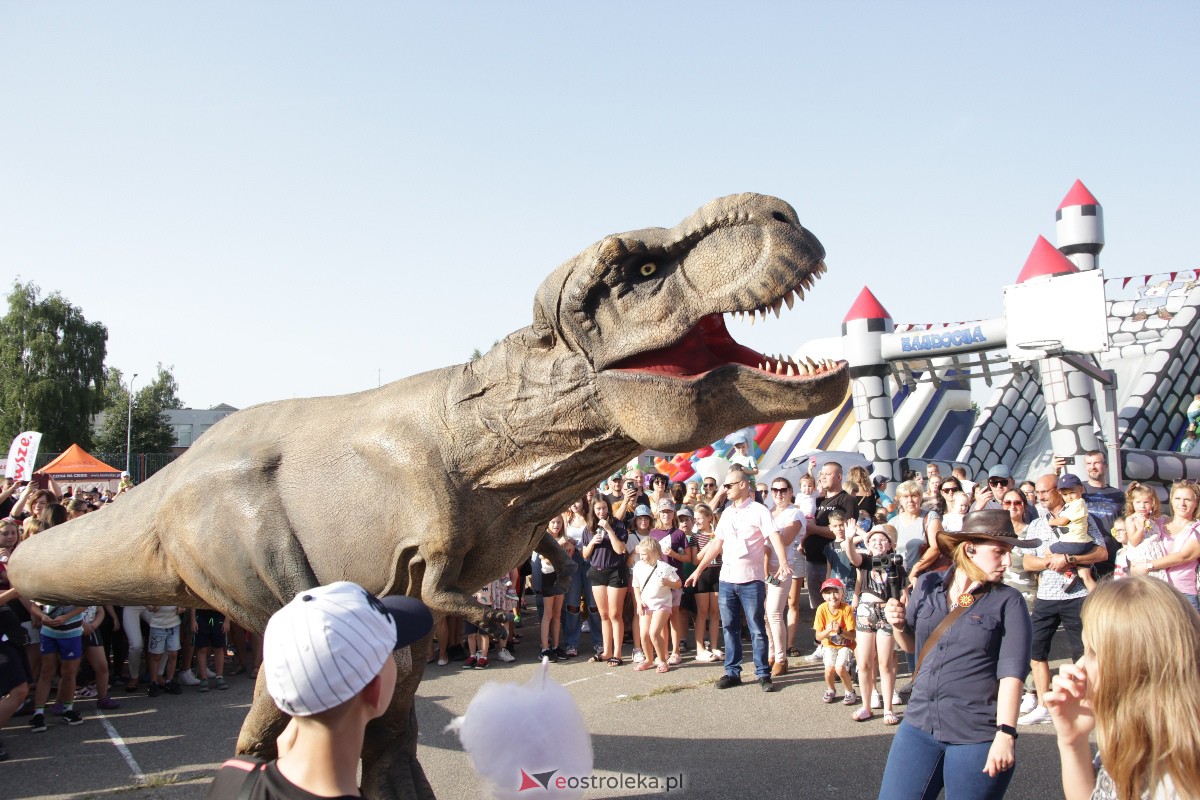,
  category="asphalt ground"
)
[3,608,1079,800]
